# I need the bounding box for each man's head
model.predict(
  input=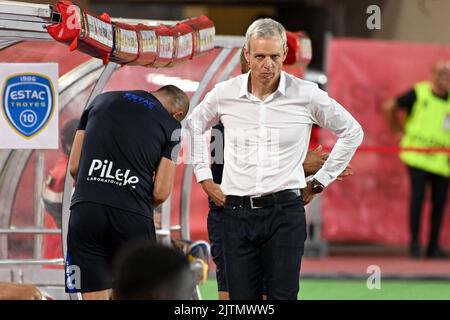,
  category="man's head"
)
[431,59,450,93]
[152,85,189,122]
[60,119,79,156]
[244,18,287,85]
[113,240,195,300]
